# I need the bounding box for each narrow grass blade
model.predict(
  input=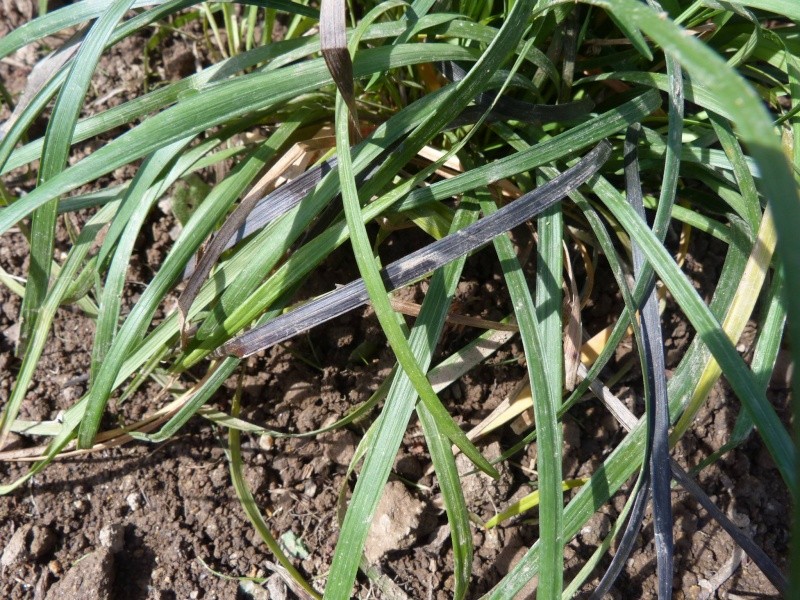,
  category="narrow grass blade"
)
[78,133,297,448]
[228,379,321,599]
[91,137,192,374]
[332,91,496,475]
[19,0,135,353]
[708,112,760,234]
[479,191,566,598]
[533,134,567,600]
[322,104,481,599]
[414,199,482,600]
[0,201,120,446]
